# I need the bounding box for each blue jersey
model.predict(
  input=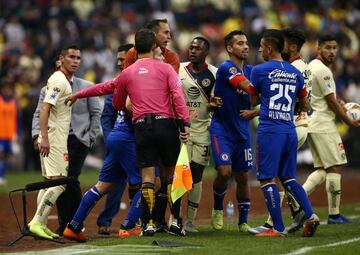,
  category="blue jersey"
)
[110,110,134,141]
[210,60,252,140]
[250,60,305,134]
[100,95,117,141]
